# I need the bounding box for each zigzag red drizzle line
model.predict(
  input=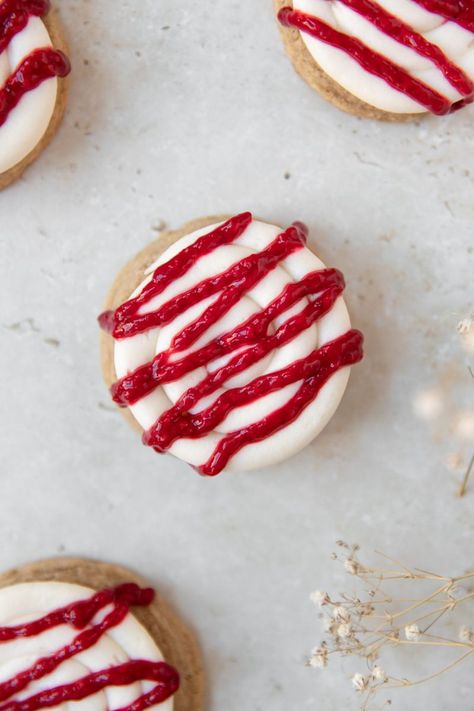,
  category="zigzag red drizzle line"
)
[278,1,473,115]
[100,214,364,476]
[0,584,179,711]
[100,212,254,337]
[144,276,346,450]
[0,0,50,54]
[198,329,363,477]
[0,0,70,129]
[110,221,308,406]
[413,0,474,34]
